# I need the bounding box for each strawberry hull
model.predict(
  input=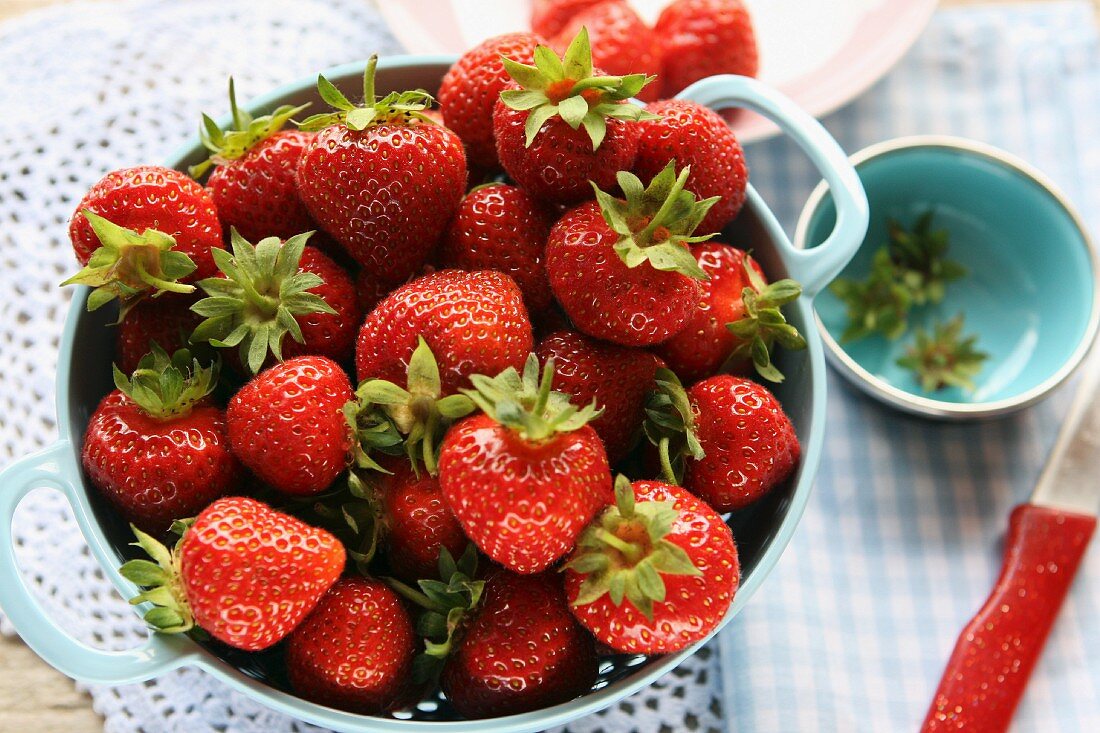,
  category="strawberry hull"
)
[0,59,868,733]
